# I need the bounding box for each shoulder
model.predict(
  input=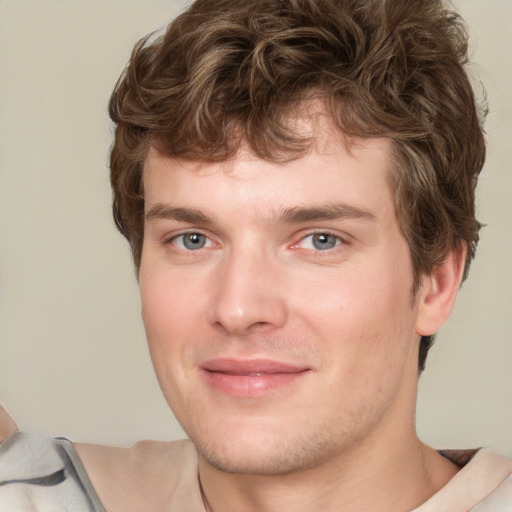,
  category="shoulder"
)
[471,474,512,511]
[414,448,512,512]
[0,406,204,511]
[74,437,198,475]
[464,449,512,511]
[75,438,204,511]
